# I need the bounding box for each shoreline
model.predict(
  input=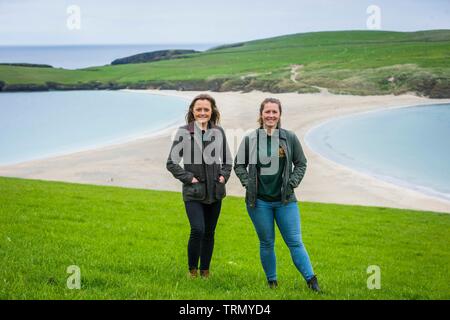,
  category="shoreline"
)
[1,89,450,213]
[0,117,185,167]
[304,102,450,203]
[0,90,189,166]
